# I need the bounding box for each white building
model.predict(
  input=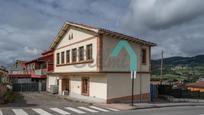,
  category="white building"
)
[47,21,156,103]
